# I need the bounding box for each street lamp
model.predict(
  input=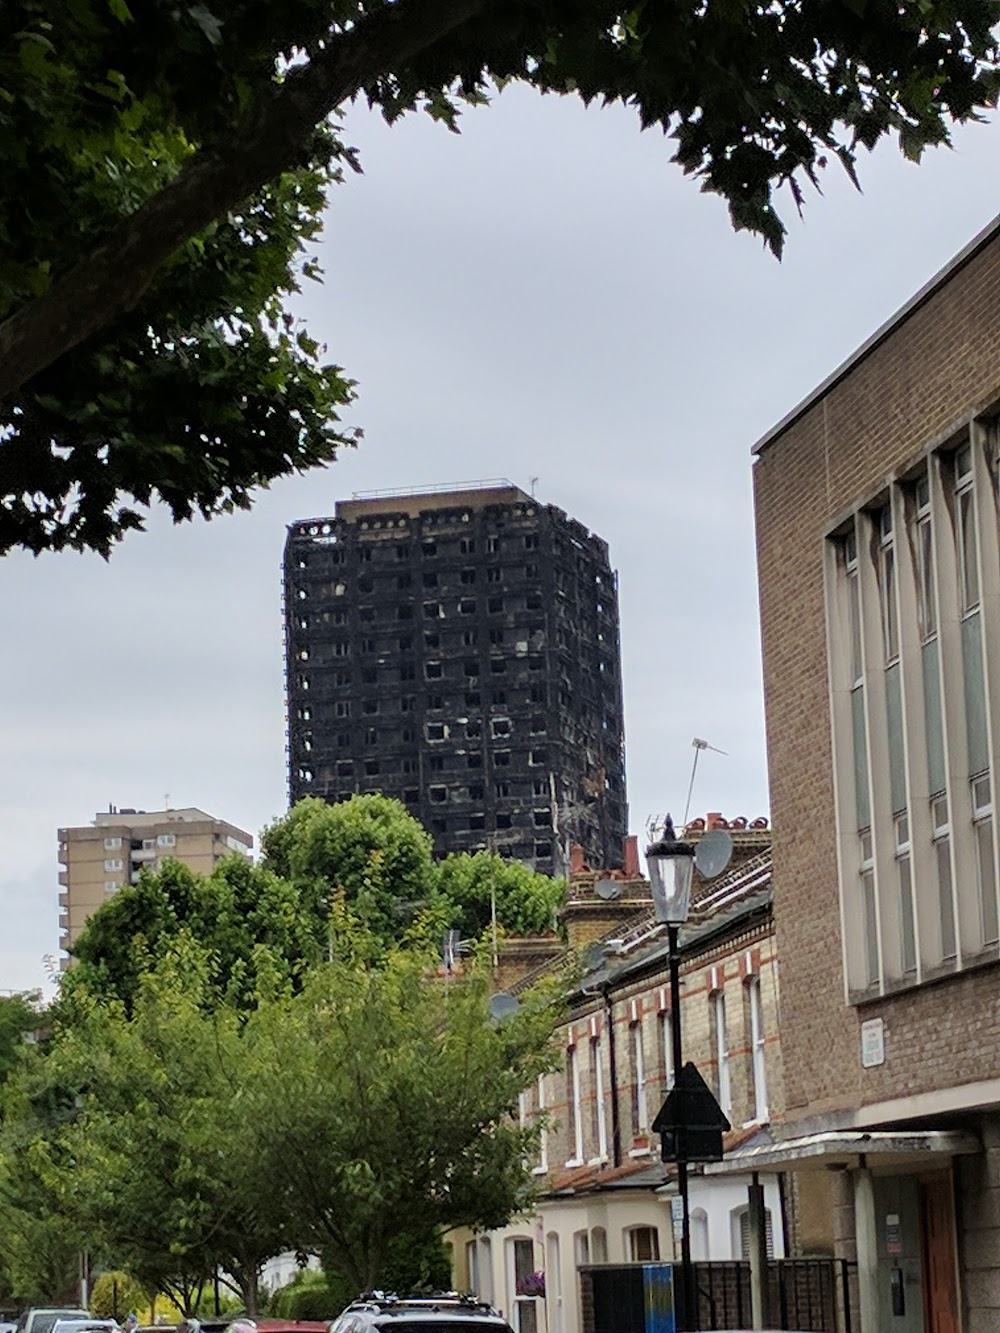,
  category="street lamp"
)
[646,815,697,1332]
